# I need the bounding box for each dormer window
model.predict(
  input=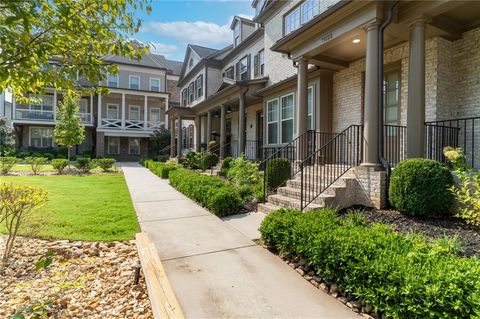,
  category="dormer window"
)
[189,58,194,69]
[234,22,240,47]
[255,0,265,16]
